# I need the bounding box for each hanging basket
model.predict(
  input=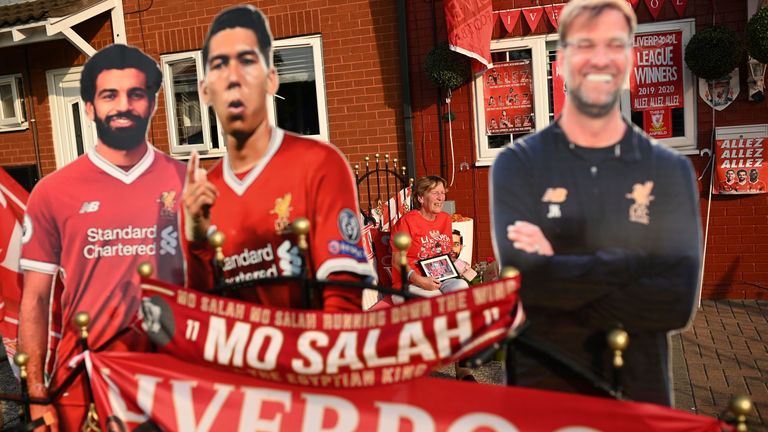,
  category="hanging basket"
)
[424,44,471,91]
[747,6,768,63]
[684,26,743,81]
